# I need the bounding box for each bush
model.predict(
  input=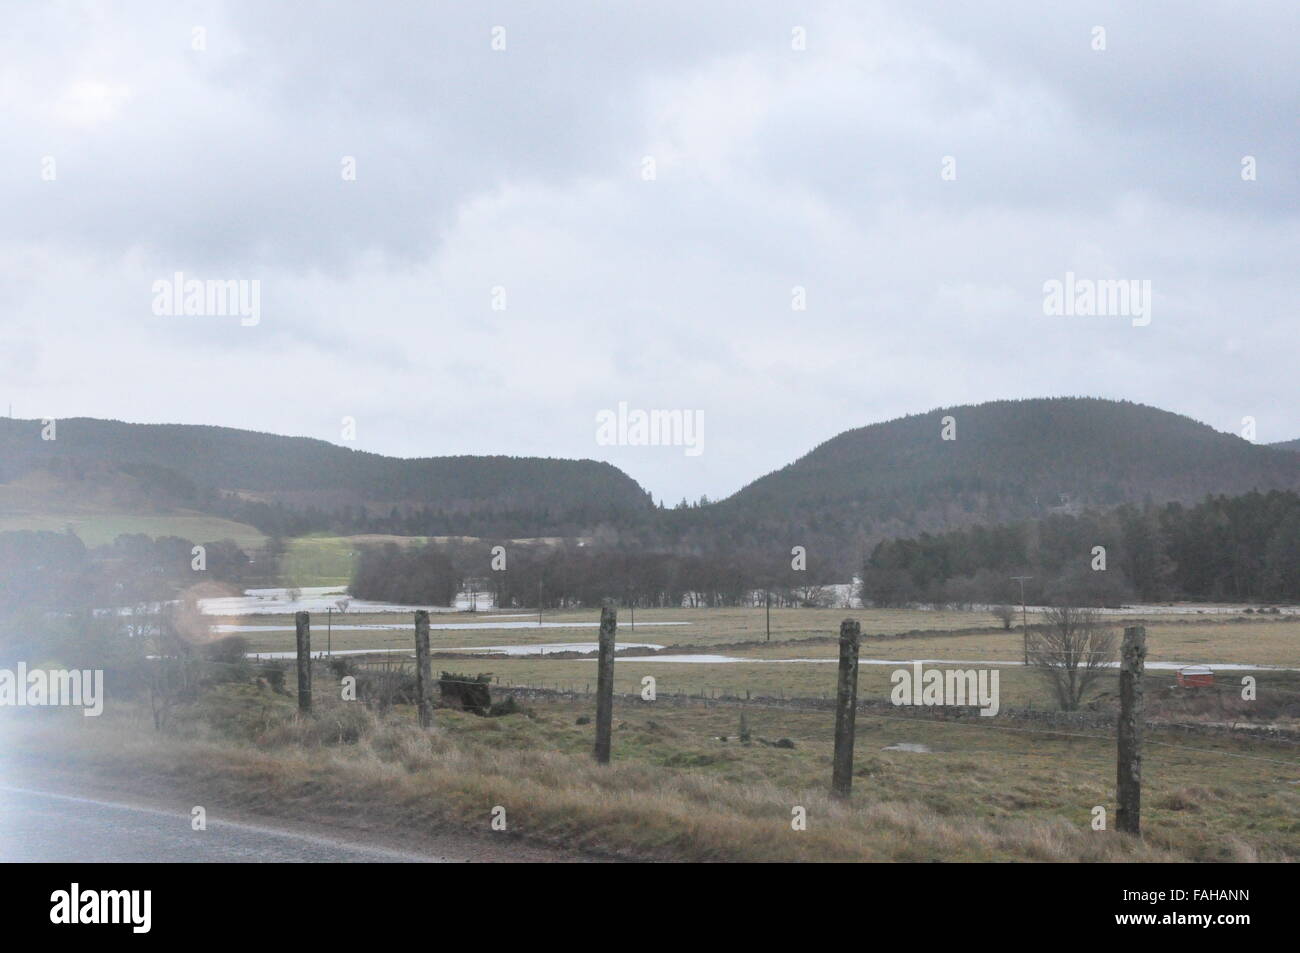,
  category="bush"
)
[488,695,522,717]
[355,664,419,712]
[206,635,250,665]
[255,705,376,748]
[439,671,493,715]
[261,664,287,693]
